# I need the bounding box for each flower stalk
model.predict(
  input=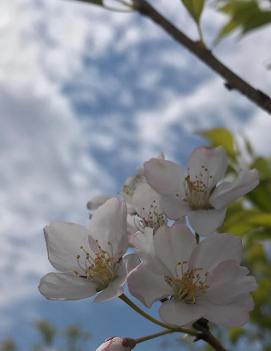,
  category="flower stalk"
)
[119,294,198,337]
[135,329,177,344]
